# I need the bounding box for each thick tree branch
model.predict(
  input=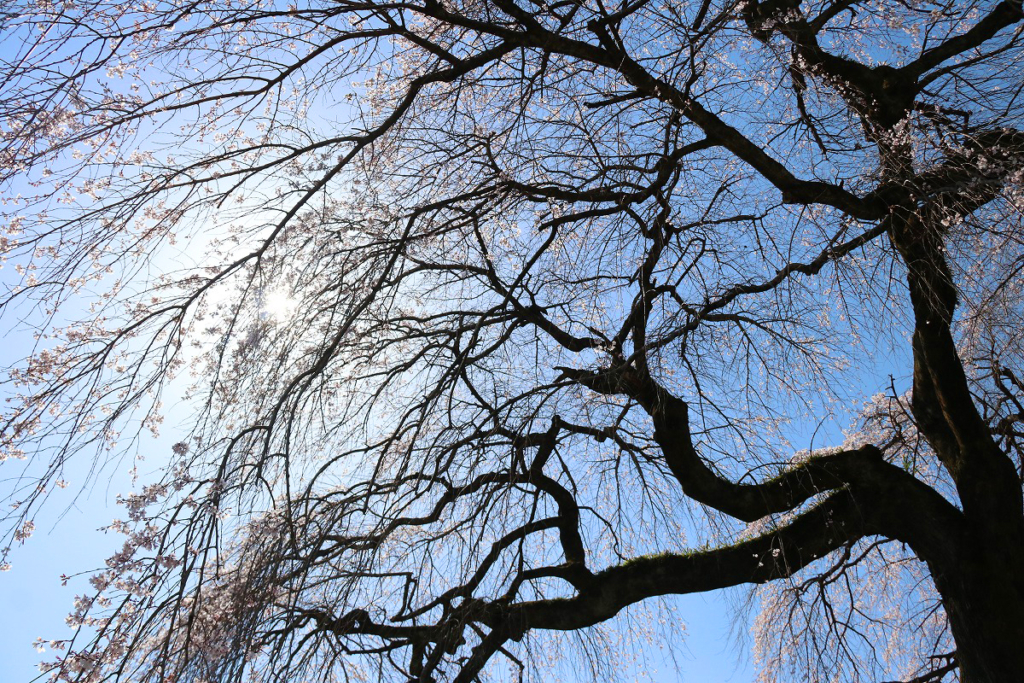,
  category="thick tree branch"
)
[557,364,963,559]
[908,1,1023,80]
